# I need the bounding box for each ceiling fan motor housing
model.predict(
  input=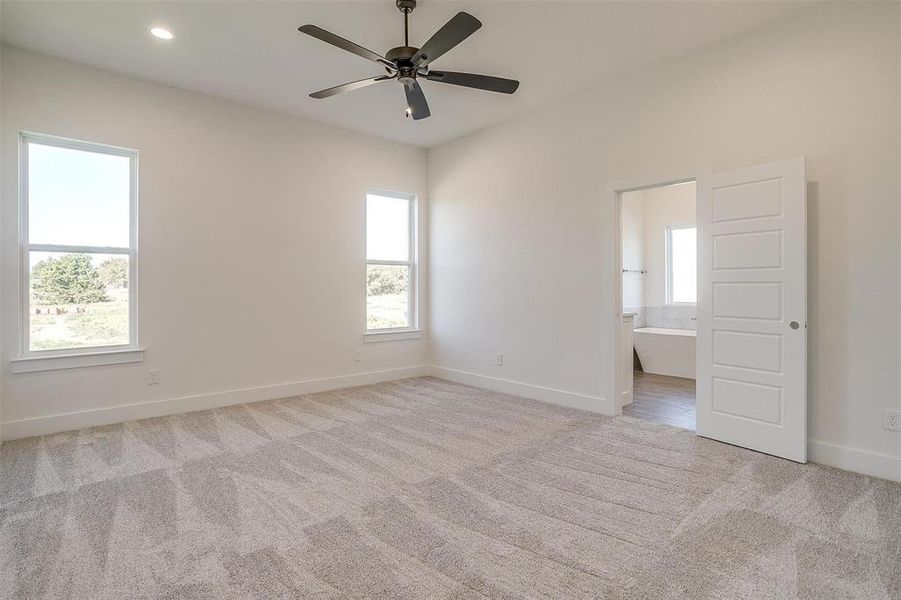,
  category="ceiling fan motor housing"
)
[386,46,420,85]
[386,46,418,63]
